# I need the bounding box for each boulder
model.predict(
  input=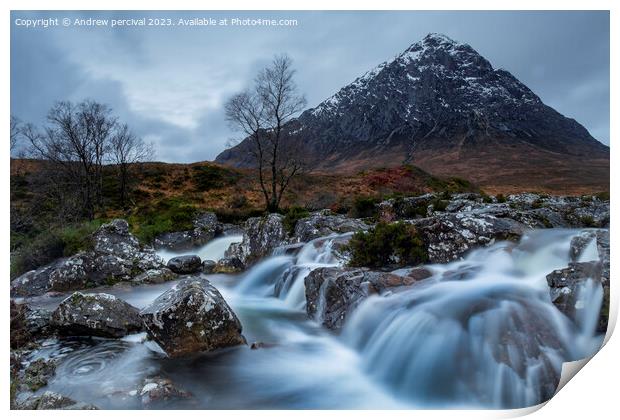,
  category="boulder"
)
[23,306,53,338]
[412,213,526,263]
[201,260,217,274]
[138,376,193,408]
[153,212,222,251]
[132,268,178,285]
[377,194,435,222]
[11,219,165,297]
[139,276,246,357]
[17,391,98,410]
[293,210,370,242]
[213,257,245,274]
[547,229,610,333]
[23,358,57,391]
[305,267,423,330]
[167,255,202,274]
[10,301,53,348]
[50,292,143,338]
[225,214,287,265]
[91,218,140,258]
